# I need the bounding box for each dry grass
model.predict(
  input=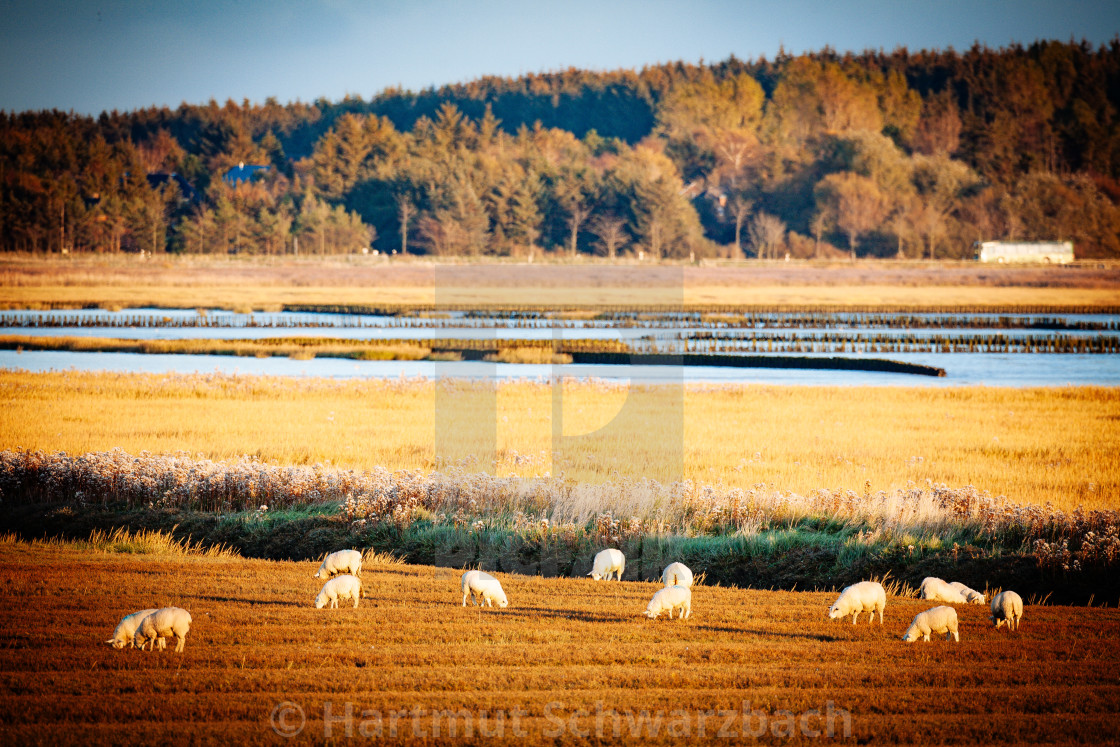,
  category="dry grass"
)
[0,335,434,361]
[3,254,1119,310]
[1,371,1116,511]
[0,544,1117,744]
[0,527,239,558]
[8,283,1119,310]
[484,347,574,364]
[5,283,1118,311]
